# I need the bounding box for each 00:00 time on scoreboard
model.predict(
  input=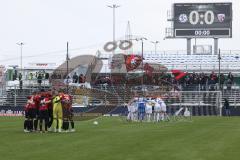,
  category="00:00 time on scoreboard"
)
[175,29,230,37]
